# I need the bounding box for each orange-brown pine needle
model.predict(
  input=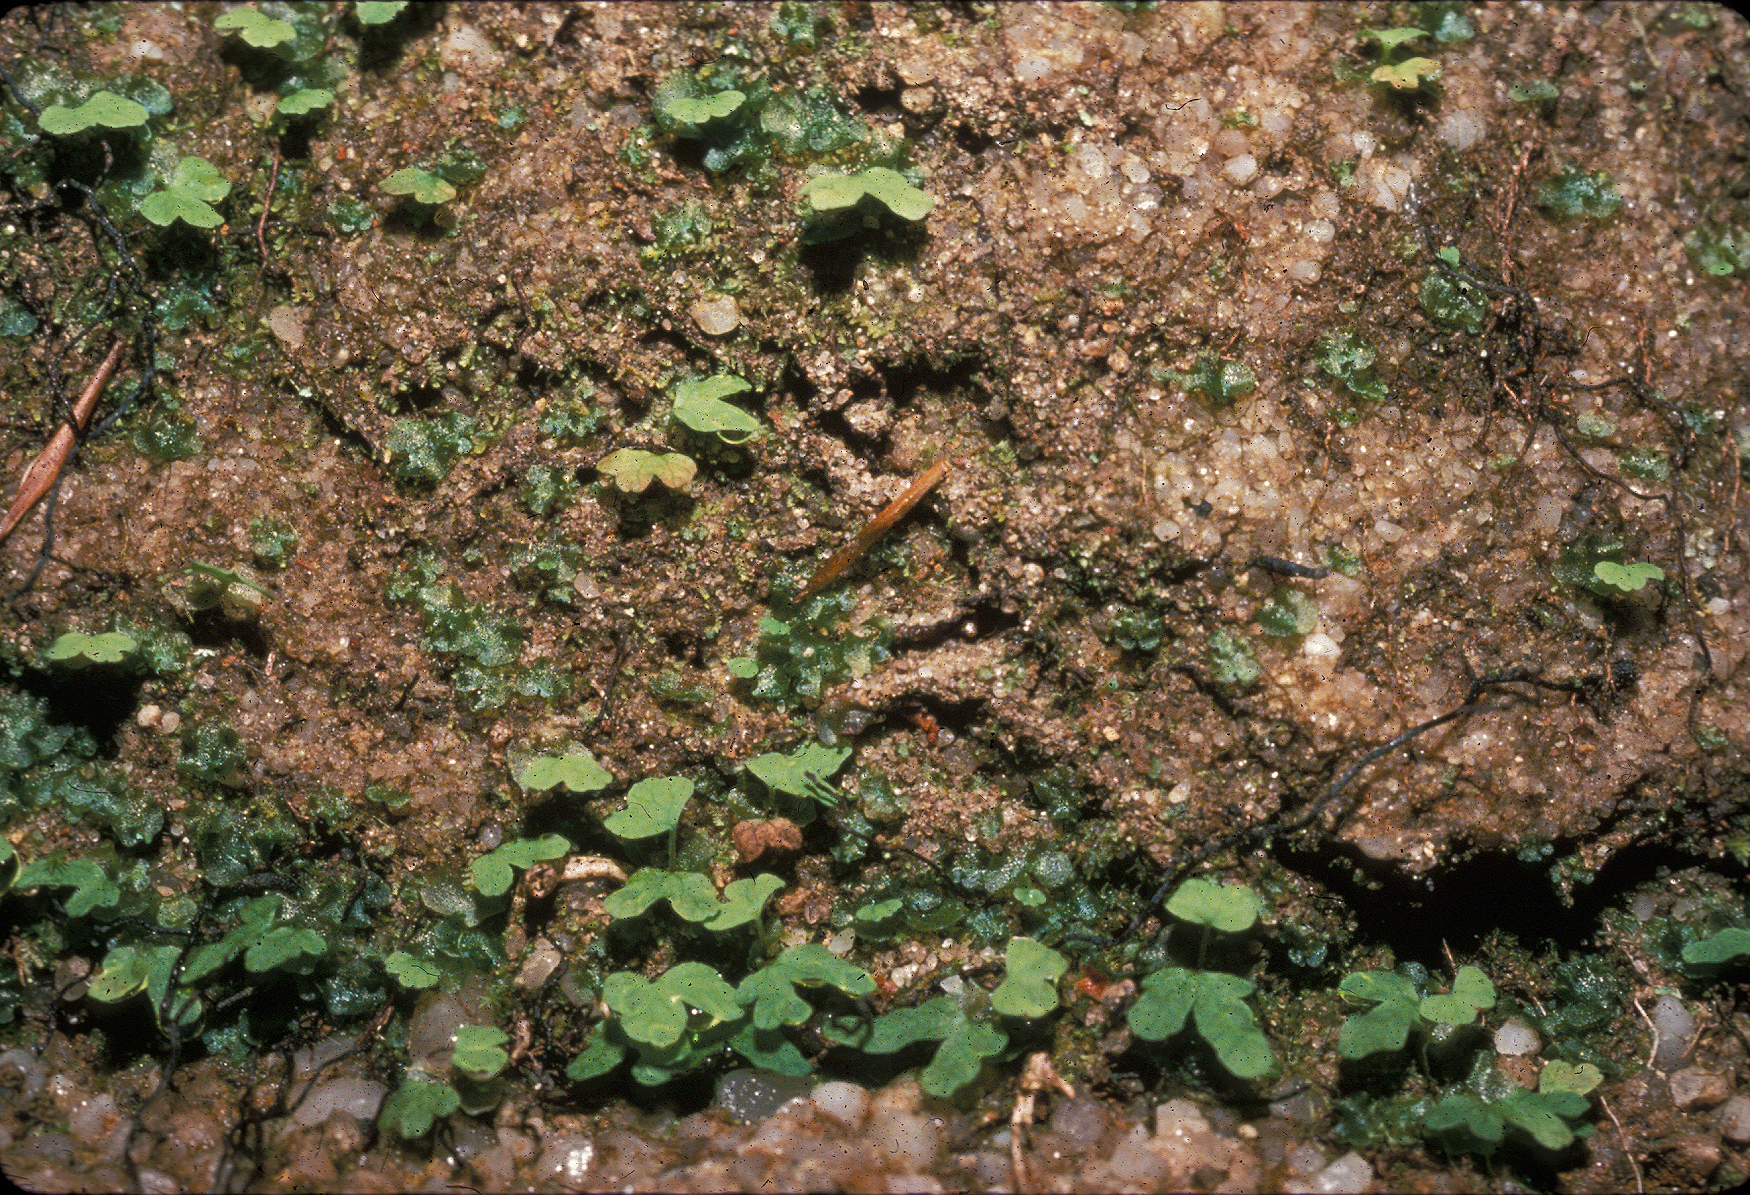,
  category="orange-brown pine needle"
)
[797,457,950,601]
[0,339,125,548]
